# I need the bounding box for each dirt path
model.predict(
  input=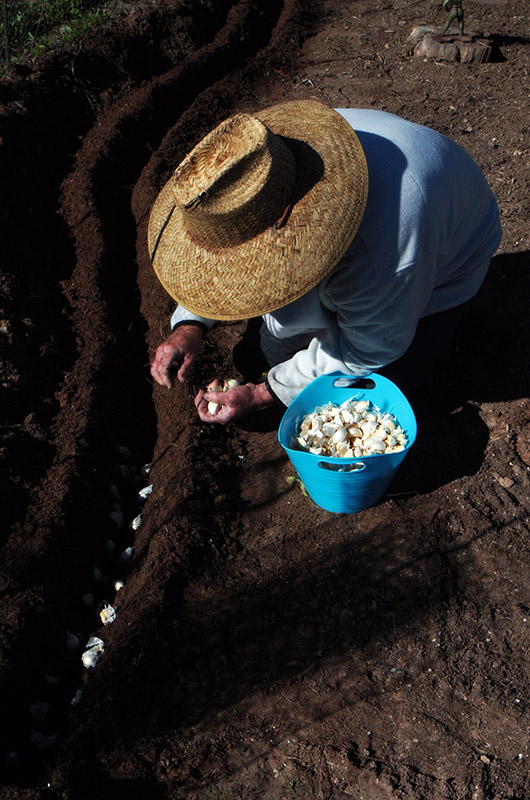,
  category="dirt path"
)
[1,1,530,798]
